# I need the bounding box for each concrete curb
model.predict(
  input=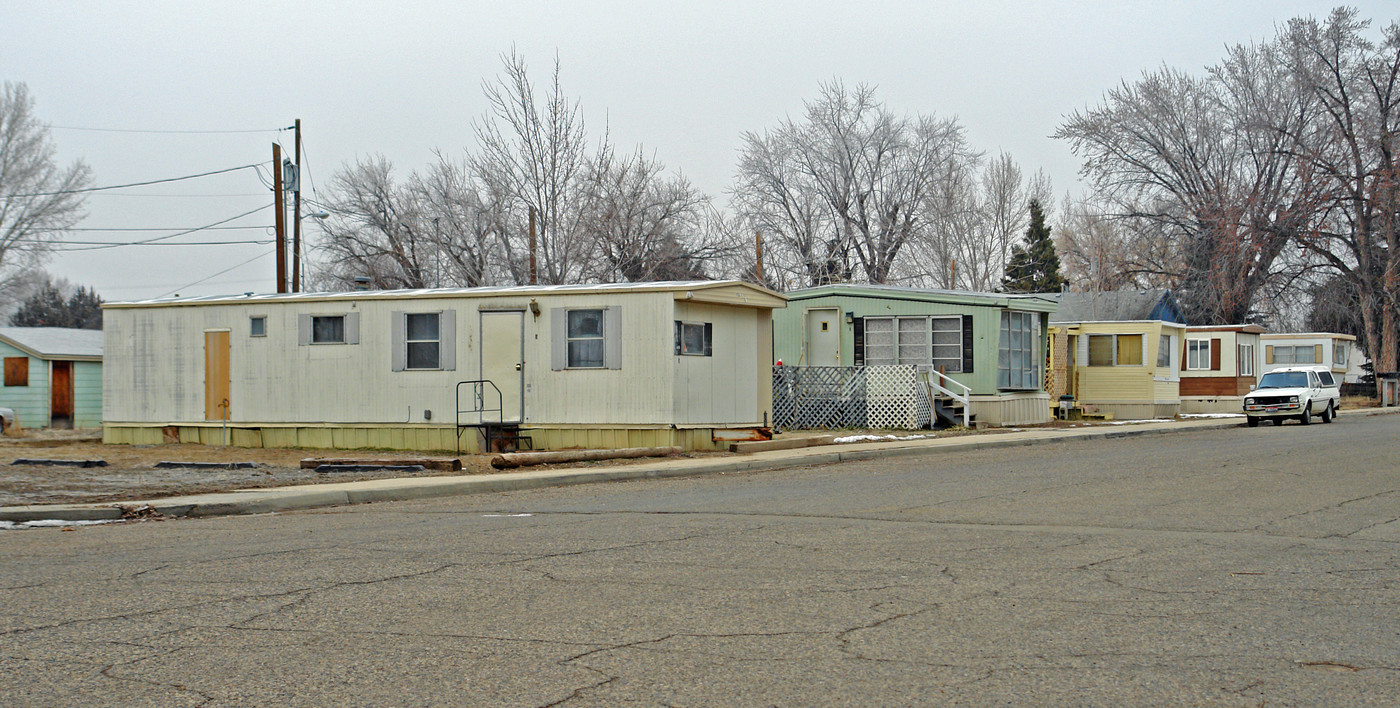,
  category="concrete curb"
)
[3,408,1397,524]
